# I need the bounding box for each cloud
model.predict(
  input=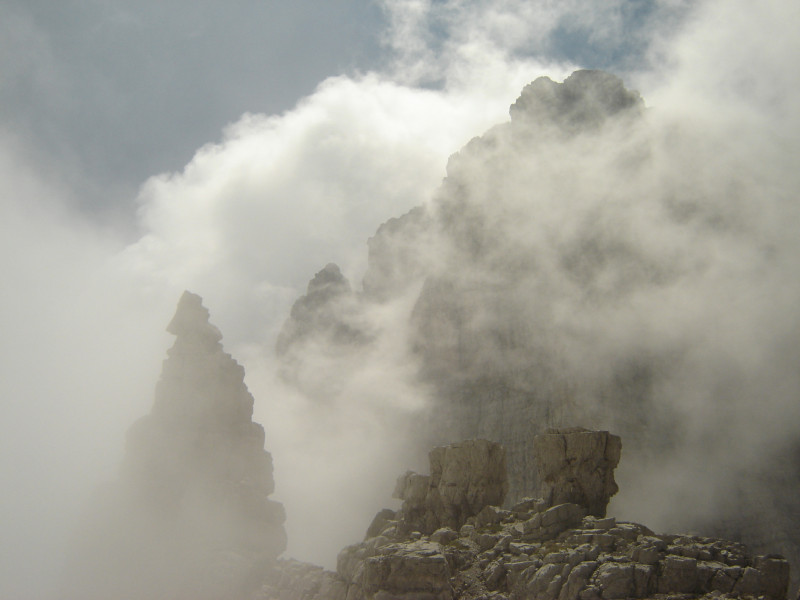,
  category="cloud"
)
[0,0,387,217]
[117,68,555,565]
[0,134,172,599]
[0,18,559,586]
[120,70,555,344]
[365,0,800,553]
[609,0,800,526]
[209,0,800,569]
[378,0,696,87]
[3,0,799,596]
[644,0,800,116]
